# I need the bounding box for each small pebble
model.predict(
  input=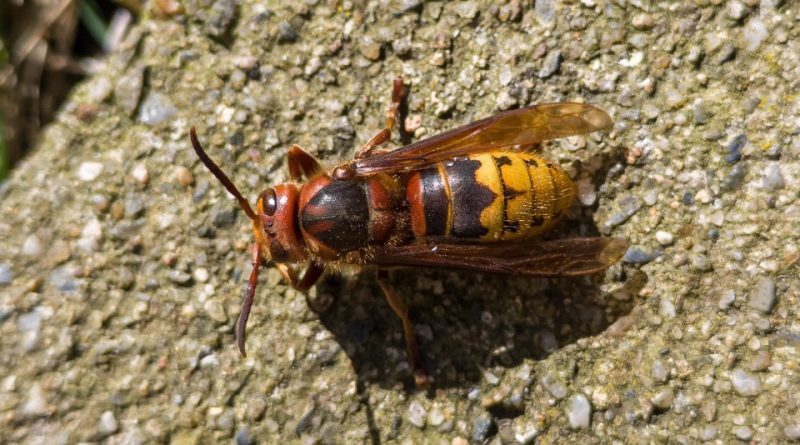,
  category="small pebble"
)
[691,254,712,271]
[48,267,77,292]
[604,195,642,231]
[762,163,785,191]
[732,426,752,441]
[81,219,104,243]
[78,162,104,181]
[472,415,497,442]
[124,195,145,219]
[406,401,426,428]
[428,407,445,427]
[643,189,658,206]
[514,422,538,444]
[726,134,746,164]
[138,92,177,125]
[723,164,746,190]
[235,427,254,445]
[21,235,43,256]
[660,297,676,318]
[715,42,737,65]
[48,240,71,264]
[175,166,194,187]
[785,424,800,441]
[114,67,145,115]
[700,426,718,441]
[747,351,771,372]
[277,21,297,42]
[206,0,236,38]
[743,18,768,51]
[21,382,48,416]
[17,310,42,332]
[534,0,554,24]
[541,373,567,400]
[567,394,591,429]
[200,354,219,368]
[623,246,654,265]
[453,1,478,19]
[499,70,513,86]
[718,289,736,311]
[359,40,382,61]
[99,410,119,436]
[631,13,655,29]
[655,231,674,246]
[651,359,669,383]
[731,368,761,396]
[193,268,209,283]
[0,263,13,285]
[726,1,749,21]
[749,277,776,314]
[650,388,674,411]
[693,101,710,124]
[396,0,422,13]
[167,270,193,285]
[204,300,228,323]
[576,179,597,206]
[538,50,561,78]
[132,163,149,185]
